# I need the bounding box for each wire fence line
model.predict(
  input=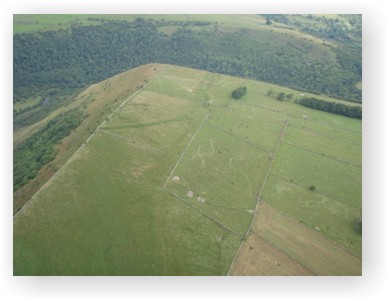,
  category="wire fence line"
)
[287,124,361,146]
[162,114,210,188]
[227,115,290,275]
[206,122,271,154]
[162,187,244,240]
[283,141,361,168]
[14,66,169,219]
[270,172,360,209]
